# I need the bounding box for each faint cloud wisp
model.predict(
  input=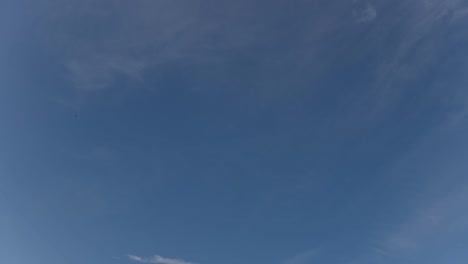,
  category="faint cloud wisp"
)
[127,254,193,264]
[283,248,319,264]
[354,1,377,23]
